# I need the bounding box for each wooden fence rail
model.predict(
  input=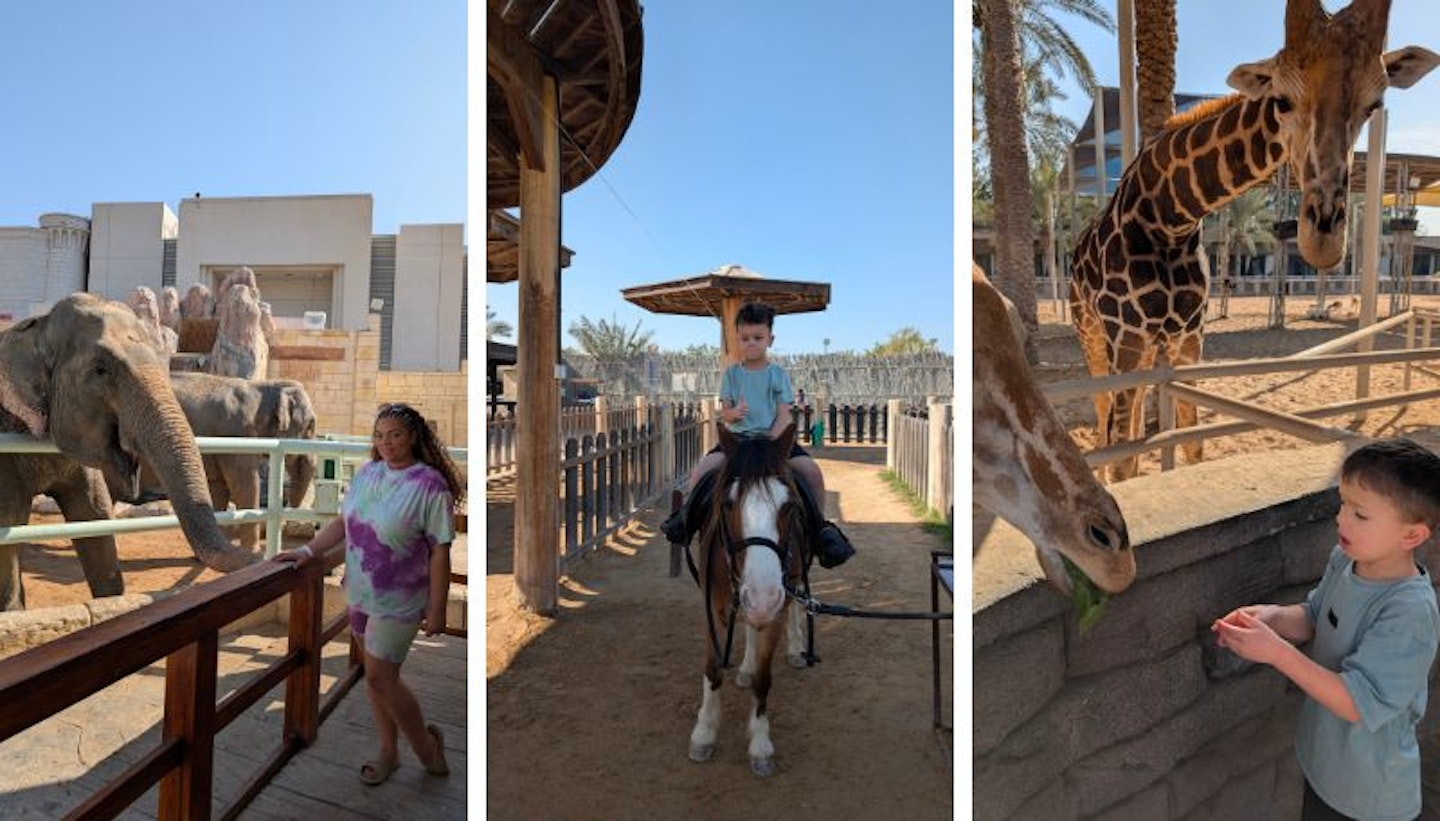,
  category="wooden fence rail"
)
[1043,309,1440,472]
[0,550,354,821]
[886,400,954,523]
